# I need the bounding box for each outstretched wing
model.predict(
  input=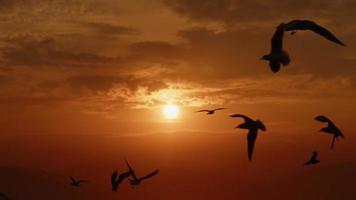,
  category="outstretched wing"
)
[78,180,89,184]
[118,171,131,184]
[139,170,159,182]
[69,176,76,184]
[315,115,332,124]
[271,25,284,53]
[111,171,118,184]
[213,108,227,111]
[230,114,254,123]
[247,129,258,162]
[125,160,138,180]
[284,20,345,46]
[196,110,210,113]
